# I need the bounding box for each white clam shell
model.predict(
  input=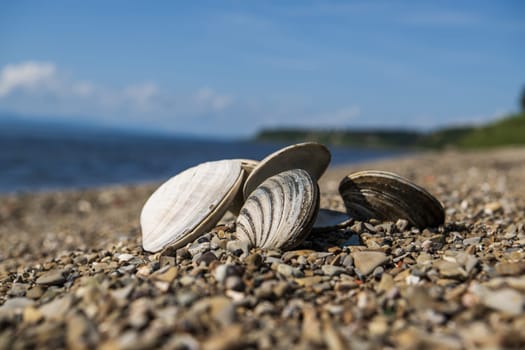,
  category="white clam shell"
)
[141,159,244,252]
[243,142,331,199]
[236,169,319,250]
